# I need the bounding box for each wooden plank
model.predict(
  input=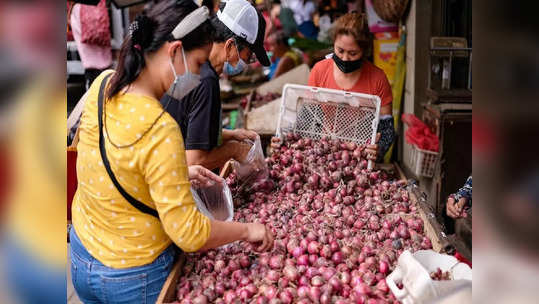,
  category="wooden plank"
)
[409,185,454,254]
[156,254,185,304]
[376,162,407,181]
[220,160,234,178]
